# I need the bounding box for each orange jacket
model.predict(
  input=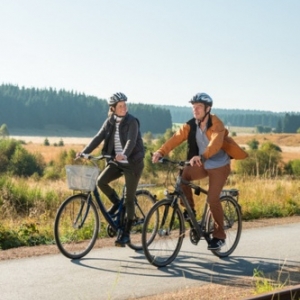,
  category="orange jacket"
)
[157,114,248,160]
